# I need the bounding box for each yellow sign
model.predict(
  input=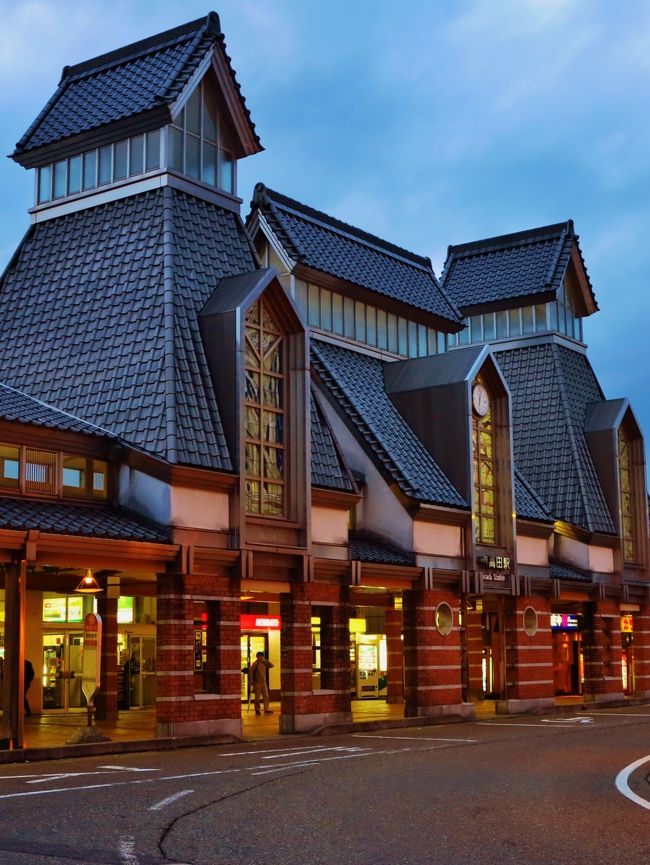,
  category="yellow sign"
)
[621,615,633,633]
